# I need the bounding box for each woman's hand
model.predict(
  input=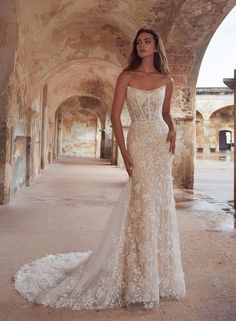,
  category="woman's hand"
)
[122,150,134,177]
[166,129,176,154]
